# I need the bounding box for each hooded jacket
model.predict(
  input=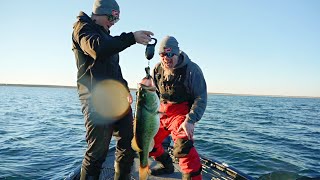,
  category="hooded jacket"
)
[153,51,207,124]
[72,12,136,100]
